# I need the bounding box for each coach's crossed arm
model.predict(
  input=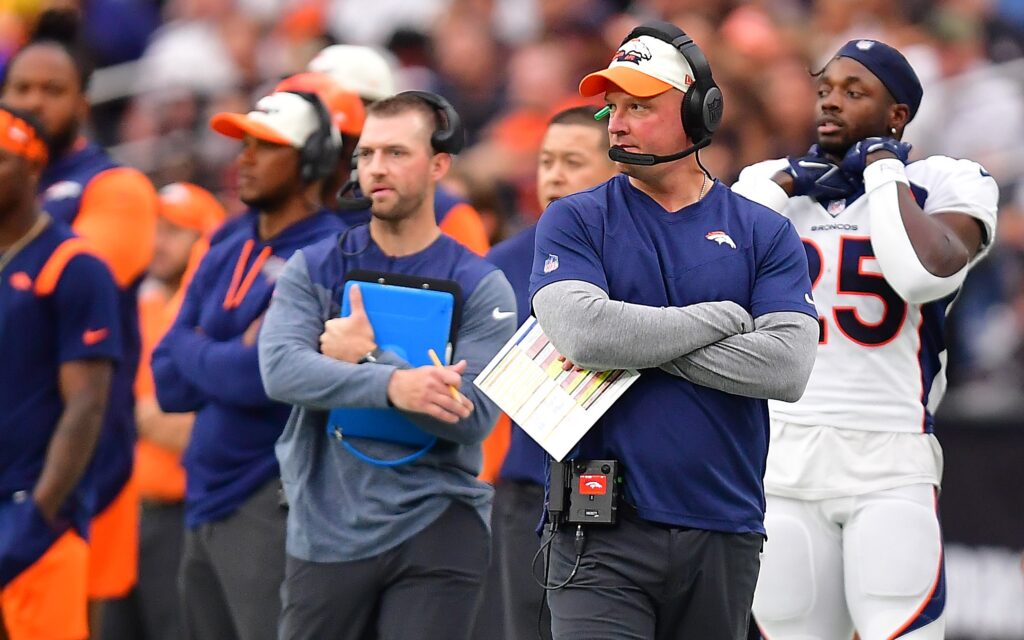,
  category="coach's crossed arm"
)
[532,279,754,372]
[658,311,818,402]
